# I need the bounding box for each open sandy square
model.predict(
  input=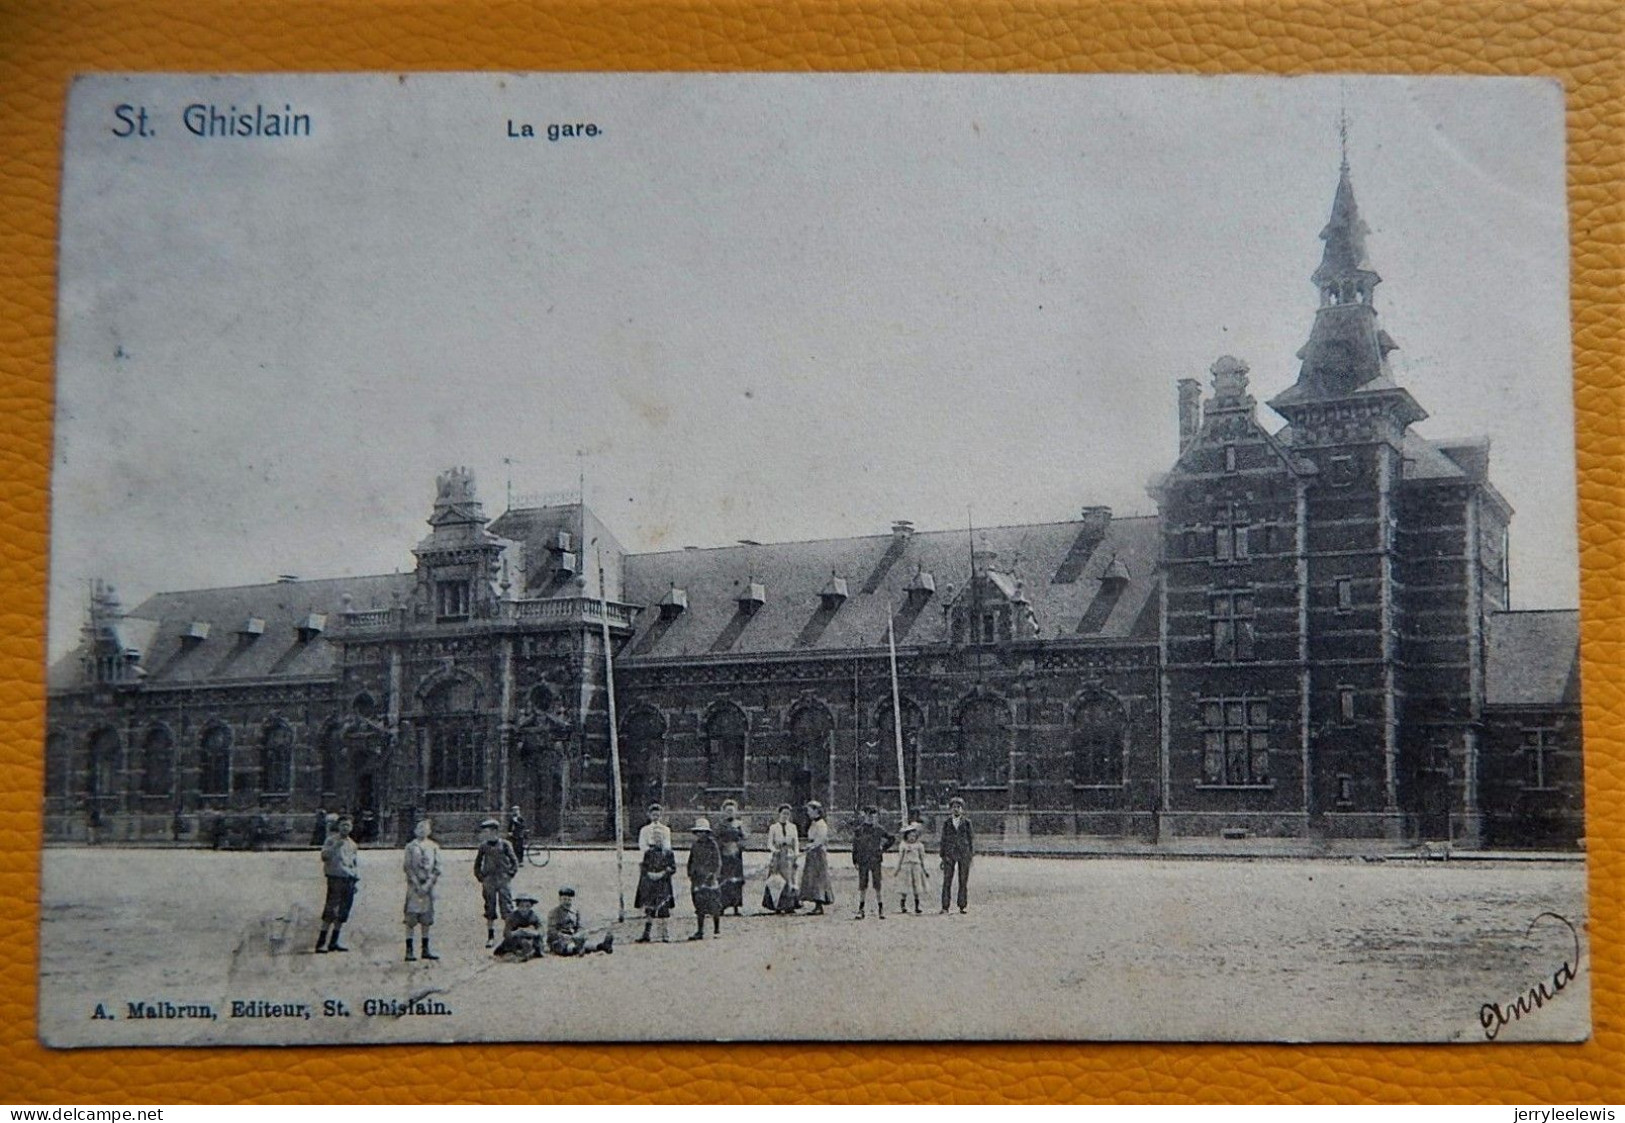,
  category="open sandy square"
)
[38,847,1588,1045]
